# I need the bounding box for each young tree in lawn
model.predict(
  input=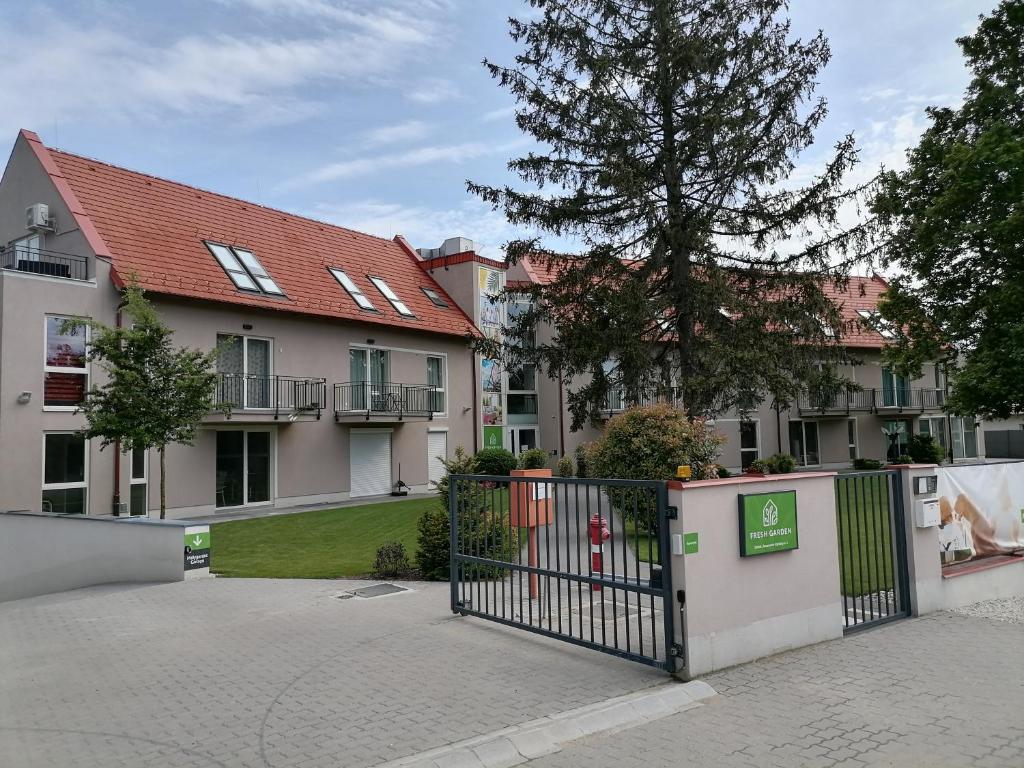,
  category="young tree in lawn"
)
[470,0,881,427]
[72,285,221,518]
[872,0,1024,421]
